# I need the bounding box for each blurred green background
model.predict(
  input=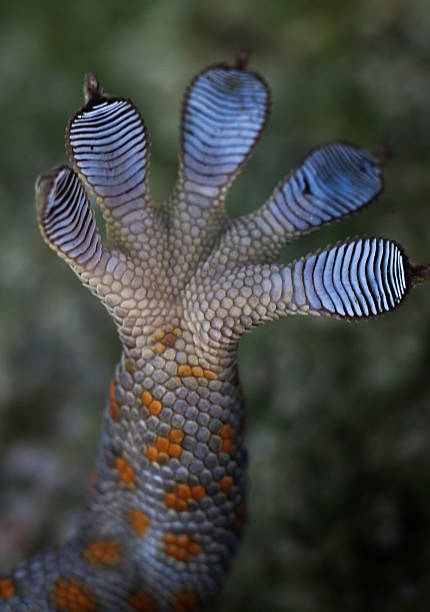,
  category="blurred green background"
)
[1,1,430,610]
